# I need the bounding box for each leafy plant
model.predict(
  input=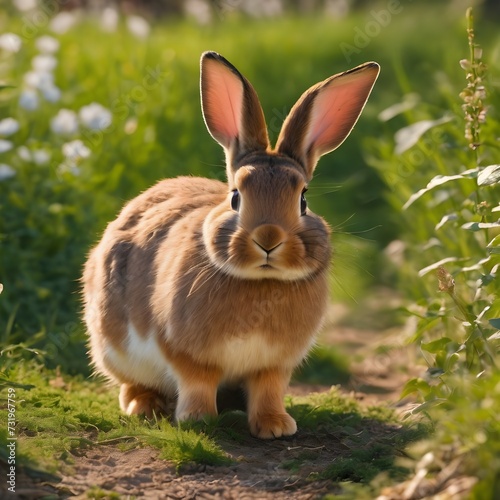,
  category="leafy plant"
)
[366,7,500,495]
